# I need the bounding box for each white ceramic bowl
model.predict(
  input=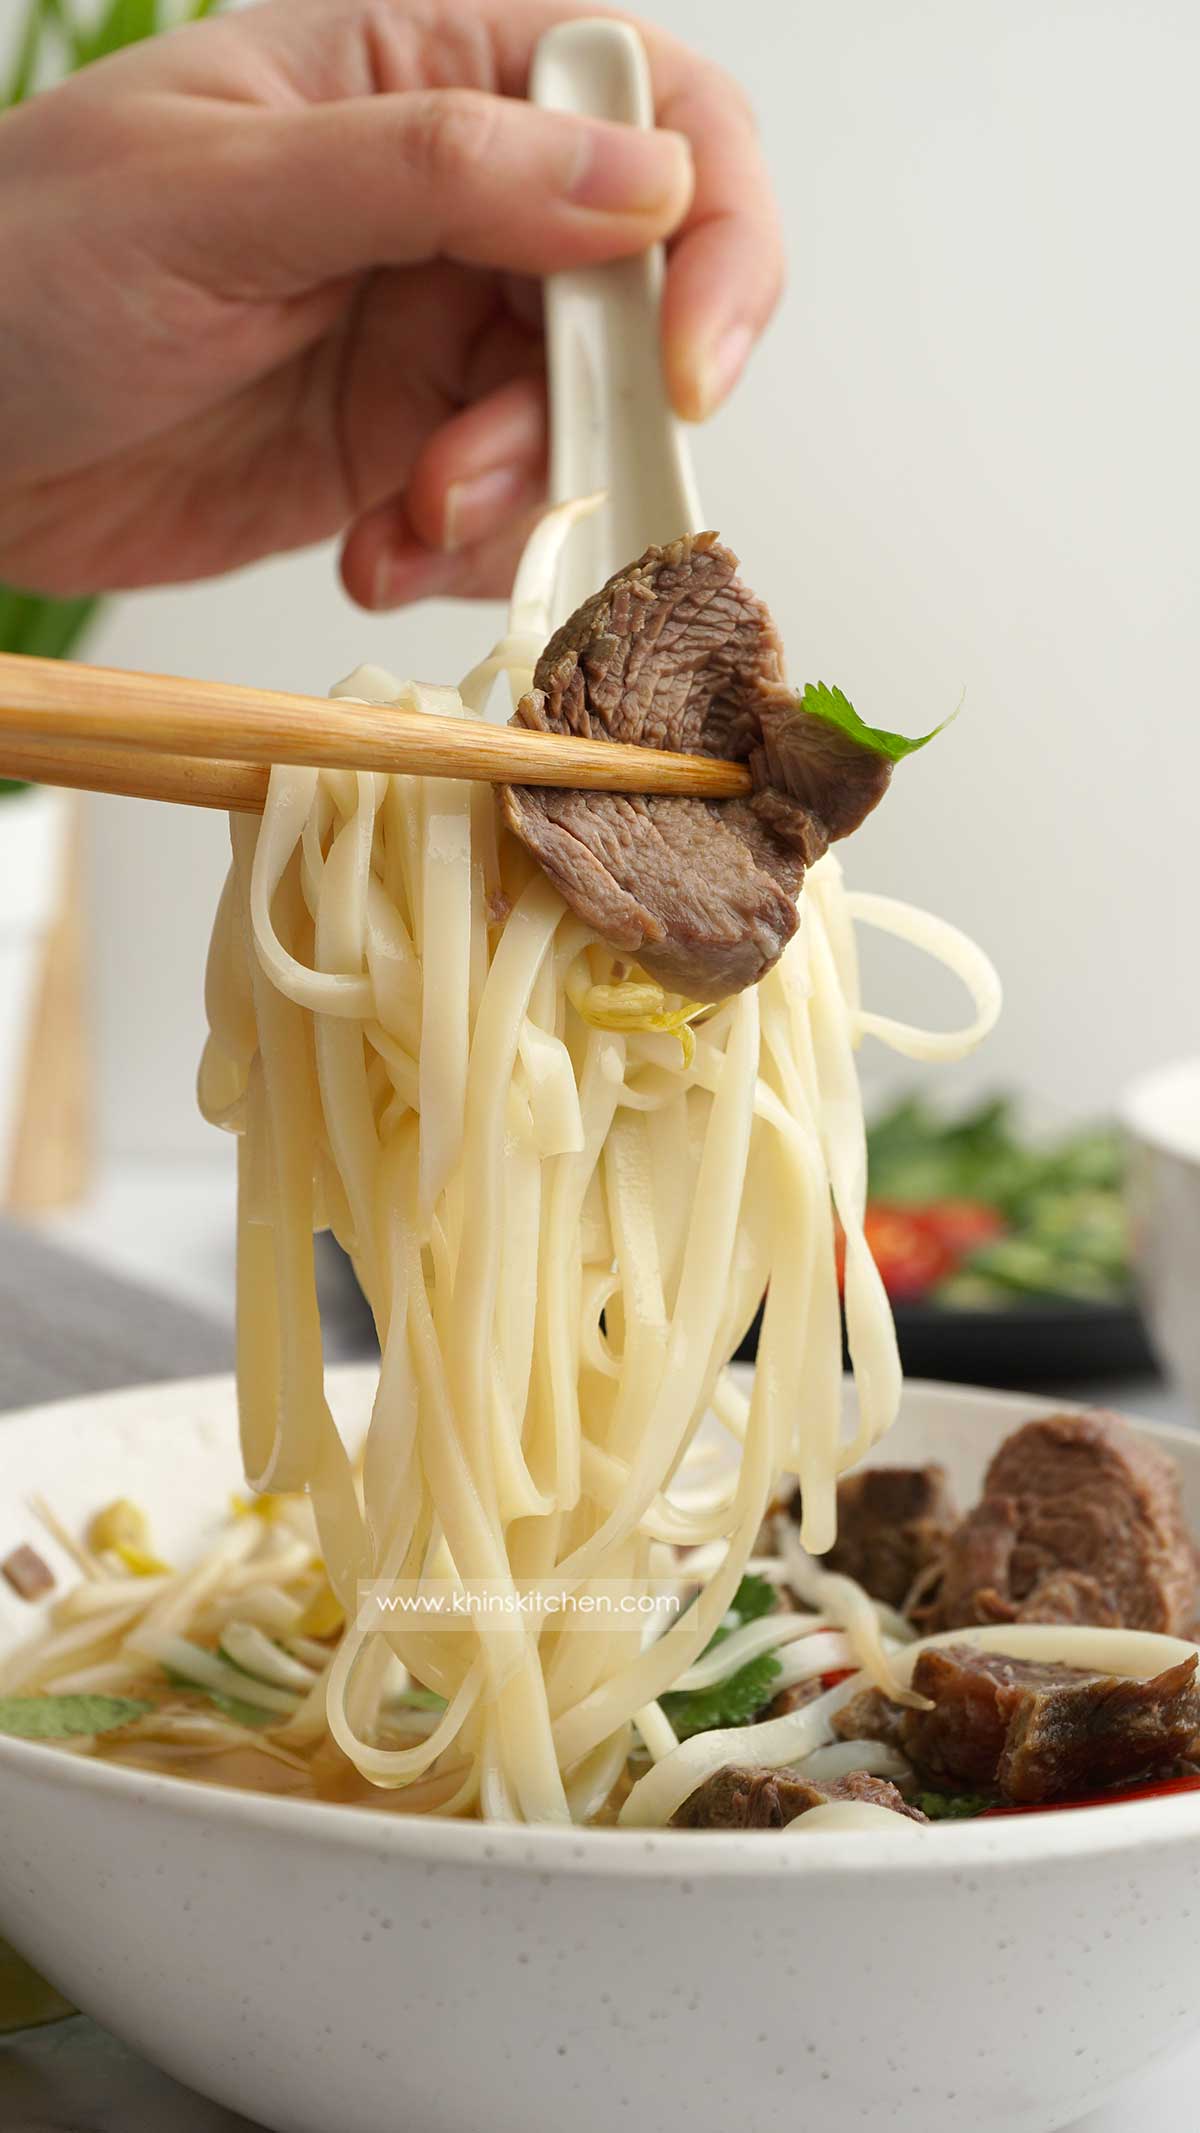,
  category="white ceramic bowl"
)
[3,1369,1200,2133]
[1123,1057,1200,1414]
